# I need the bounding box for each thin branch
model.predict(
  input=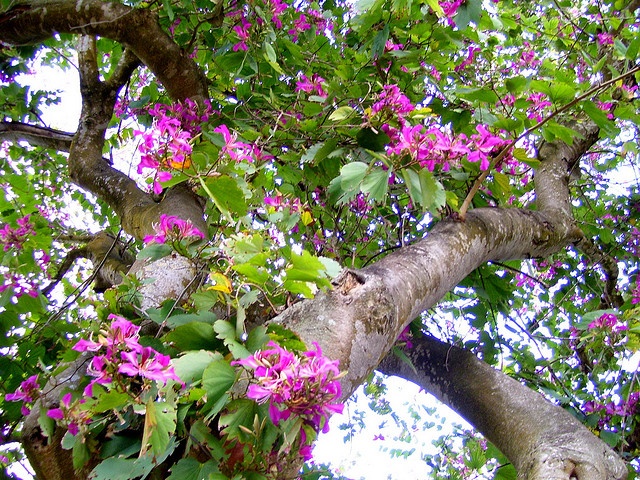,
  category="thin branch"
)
[459,65,640,220]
